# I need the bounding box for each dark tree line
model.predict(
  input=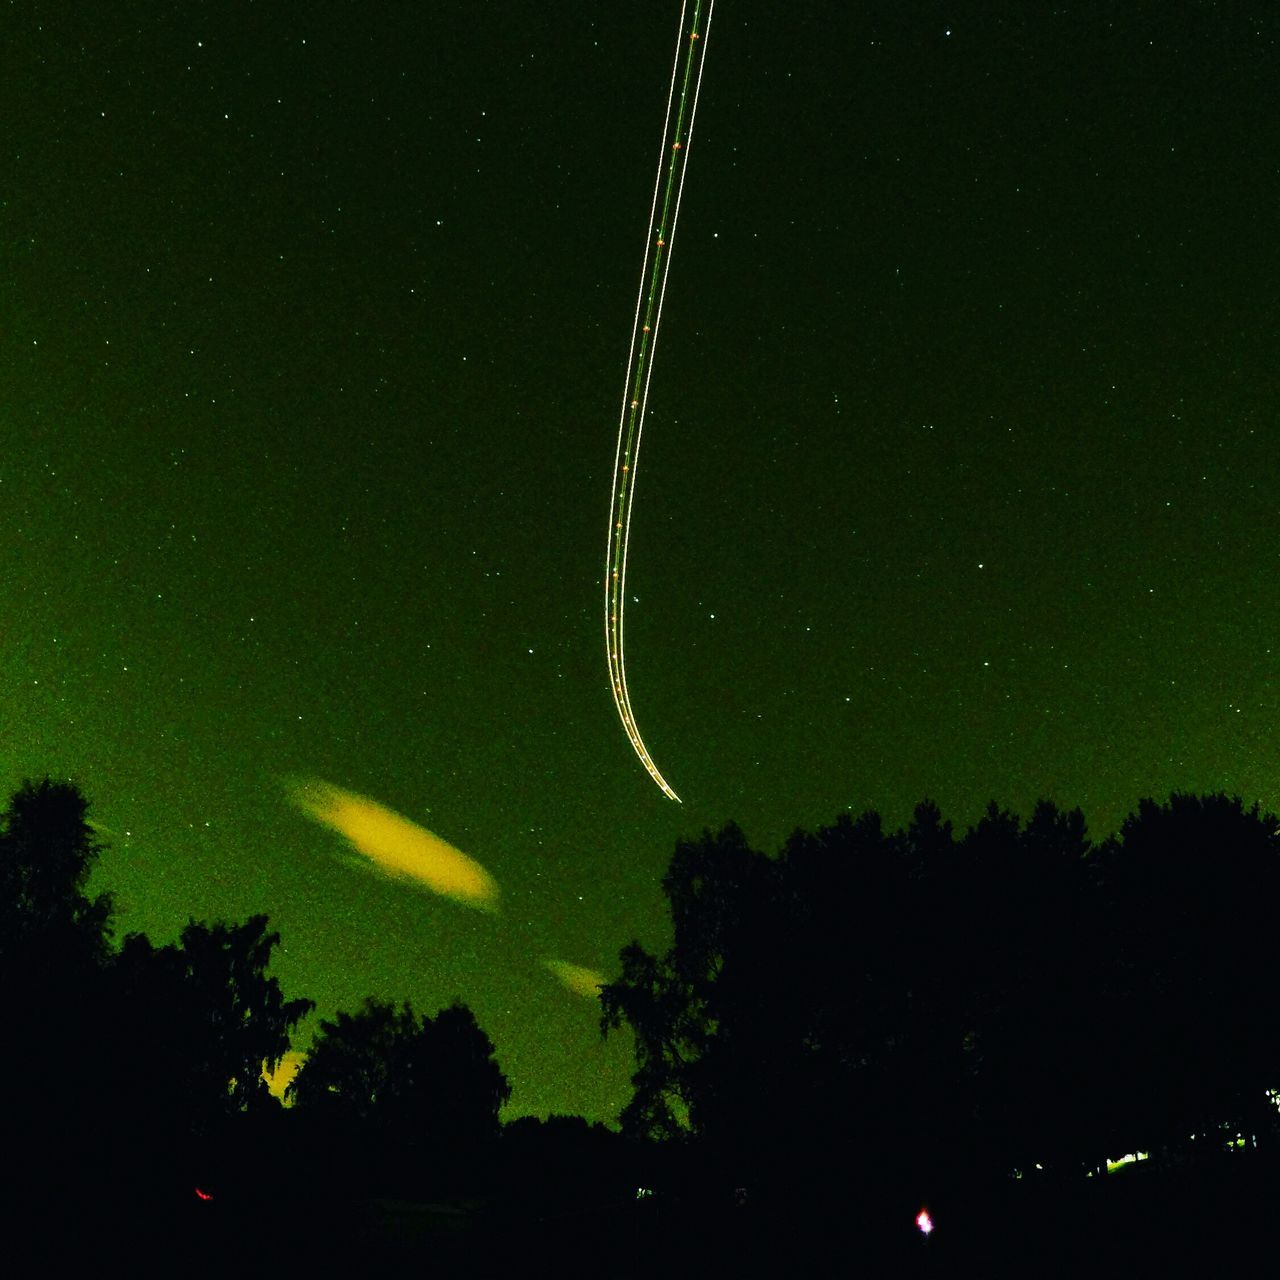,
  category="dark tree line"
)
[285,996,513,1201]
[0,777,515,1225]
[601,793,1280,1209]
[6,773,1280,1266]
